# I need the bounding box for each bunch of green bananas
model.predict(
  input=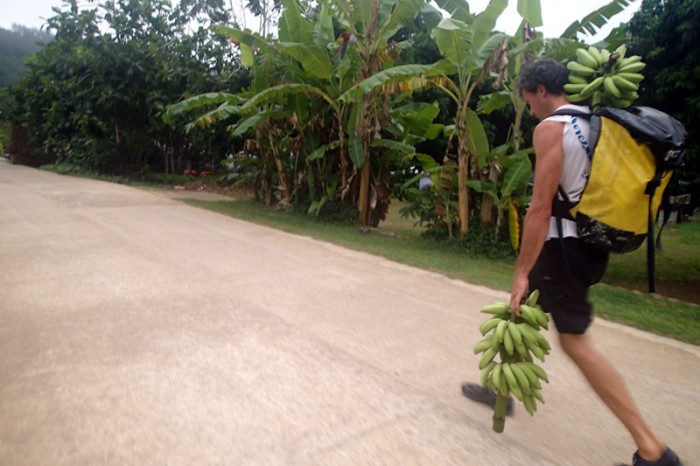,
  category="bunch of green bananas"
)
[565,44,645,109]
[473,290,550,432]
